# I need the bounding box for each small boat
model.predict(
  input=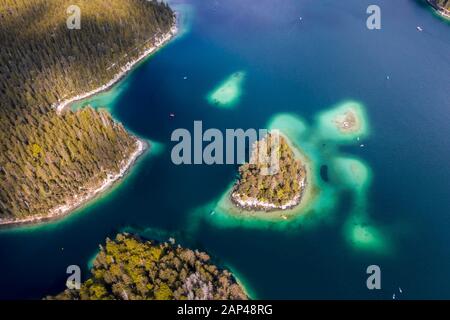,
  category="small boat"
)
[183,76,188,80]
[399,287,403,293]
[392,293,396,300]
[360,144,365,148]
[169,113,175,118]
[210,210,215,216]
[281,214,288,220]
[299,17,303,21]
[386,75,390,80]
[417,26,423,32]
